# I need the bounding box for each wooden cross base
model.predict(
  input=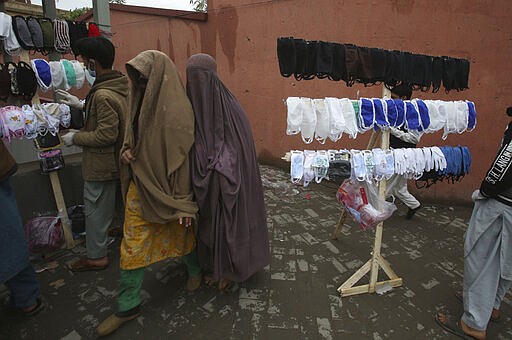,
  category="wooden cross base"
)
[337,254,402,297]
